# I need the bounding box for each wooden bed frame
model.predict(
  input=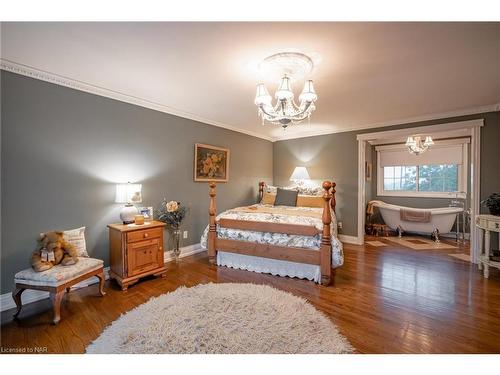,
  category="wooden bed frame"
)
[207,180,337,285]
